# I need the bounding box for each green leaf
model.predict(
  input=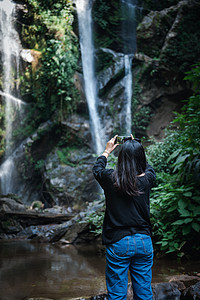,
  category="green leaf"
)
[183,192,193,197]
[182,225,191,235]
[178,199,187,209]
[175,154,190,164]
[174,243,179,250]
[184,218,193,224]
[178,208,191,217]
[192,223,200,232]
[193,207,200,216]
[166,248,176,254]
[172,219,185,225]
[192,196,200,202]
[168,205,177,212]
[162,241,168,246]
[178,241,186,250]
[167,149,182,162]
